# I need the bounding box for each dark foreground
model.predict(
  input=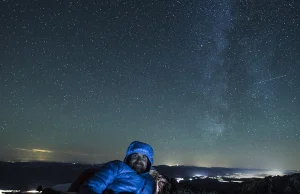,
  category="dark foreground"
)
[3,173,300,194]
[1,161,299,193]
